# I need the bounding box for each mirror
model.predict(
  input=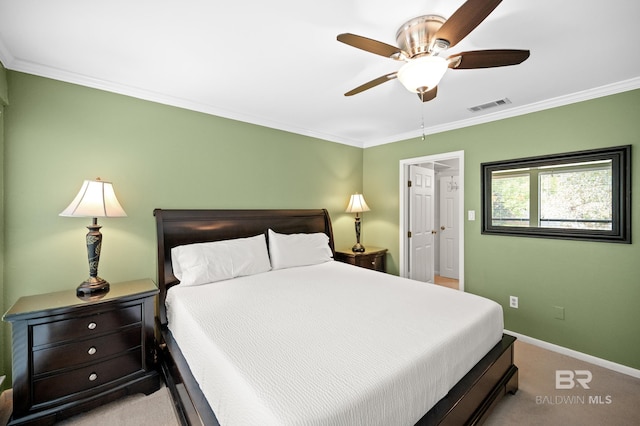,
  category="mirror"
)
[481,146,631,243]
